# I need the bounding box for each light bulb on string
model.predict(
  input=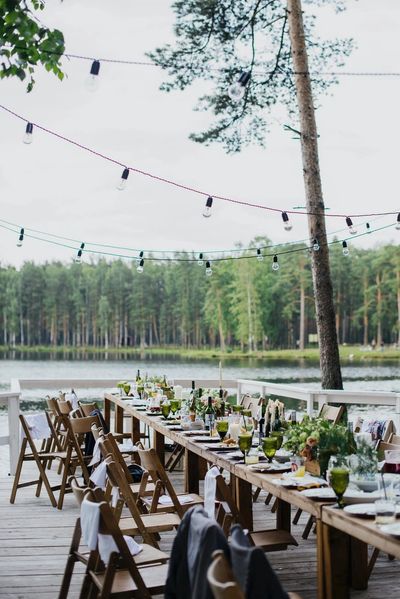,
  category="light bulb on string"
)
[137,258,144,273]
[86,60,100,91]
[345,217,357,235]
[75,243,85,264]
[396,213,400,231]
[312,238,320,252]
[272,255,279,271]
[197,252,204,266]
[366,222,371,233]
[117,168,129,191]
[205,261,212,277]
[281,211,292,231]
[228,72,251,102]
[136,250,144,265]
[256,248,263,261]
[203,196,213,218]
[16,228,24,247]
[342,241,349,256]
[23,123,33,144]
